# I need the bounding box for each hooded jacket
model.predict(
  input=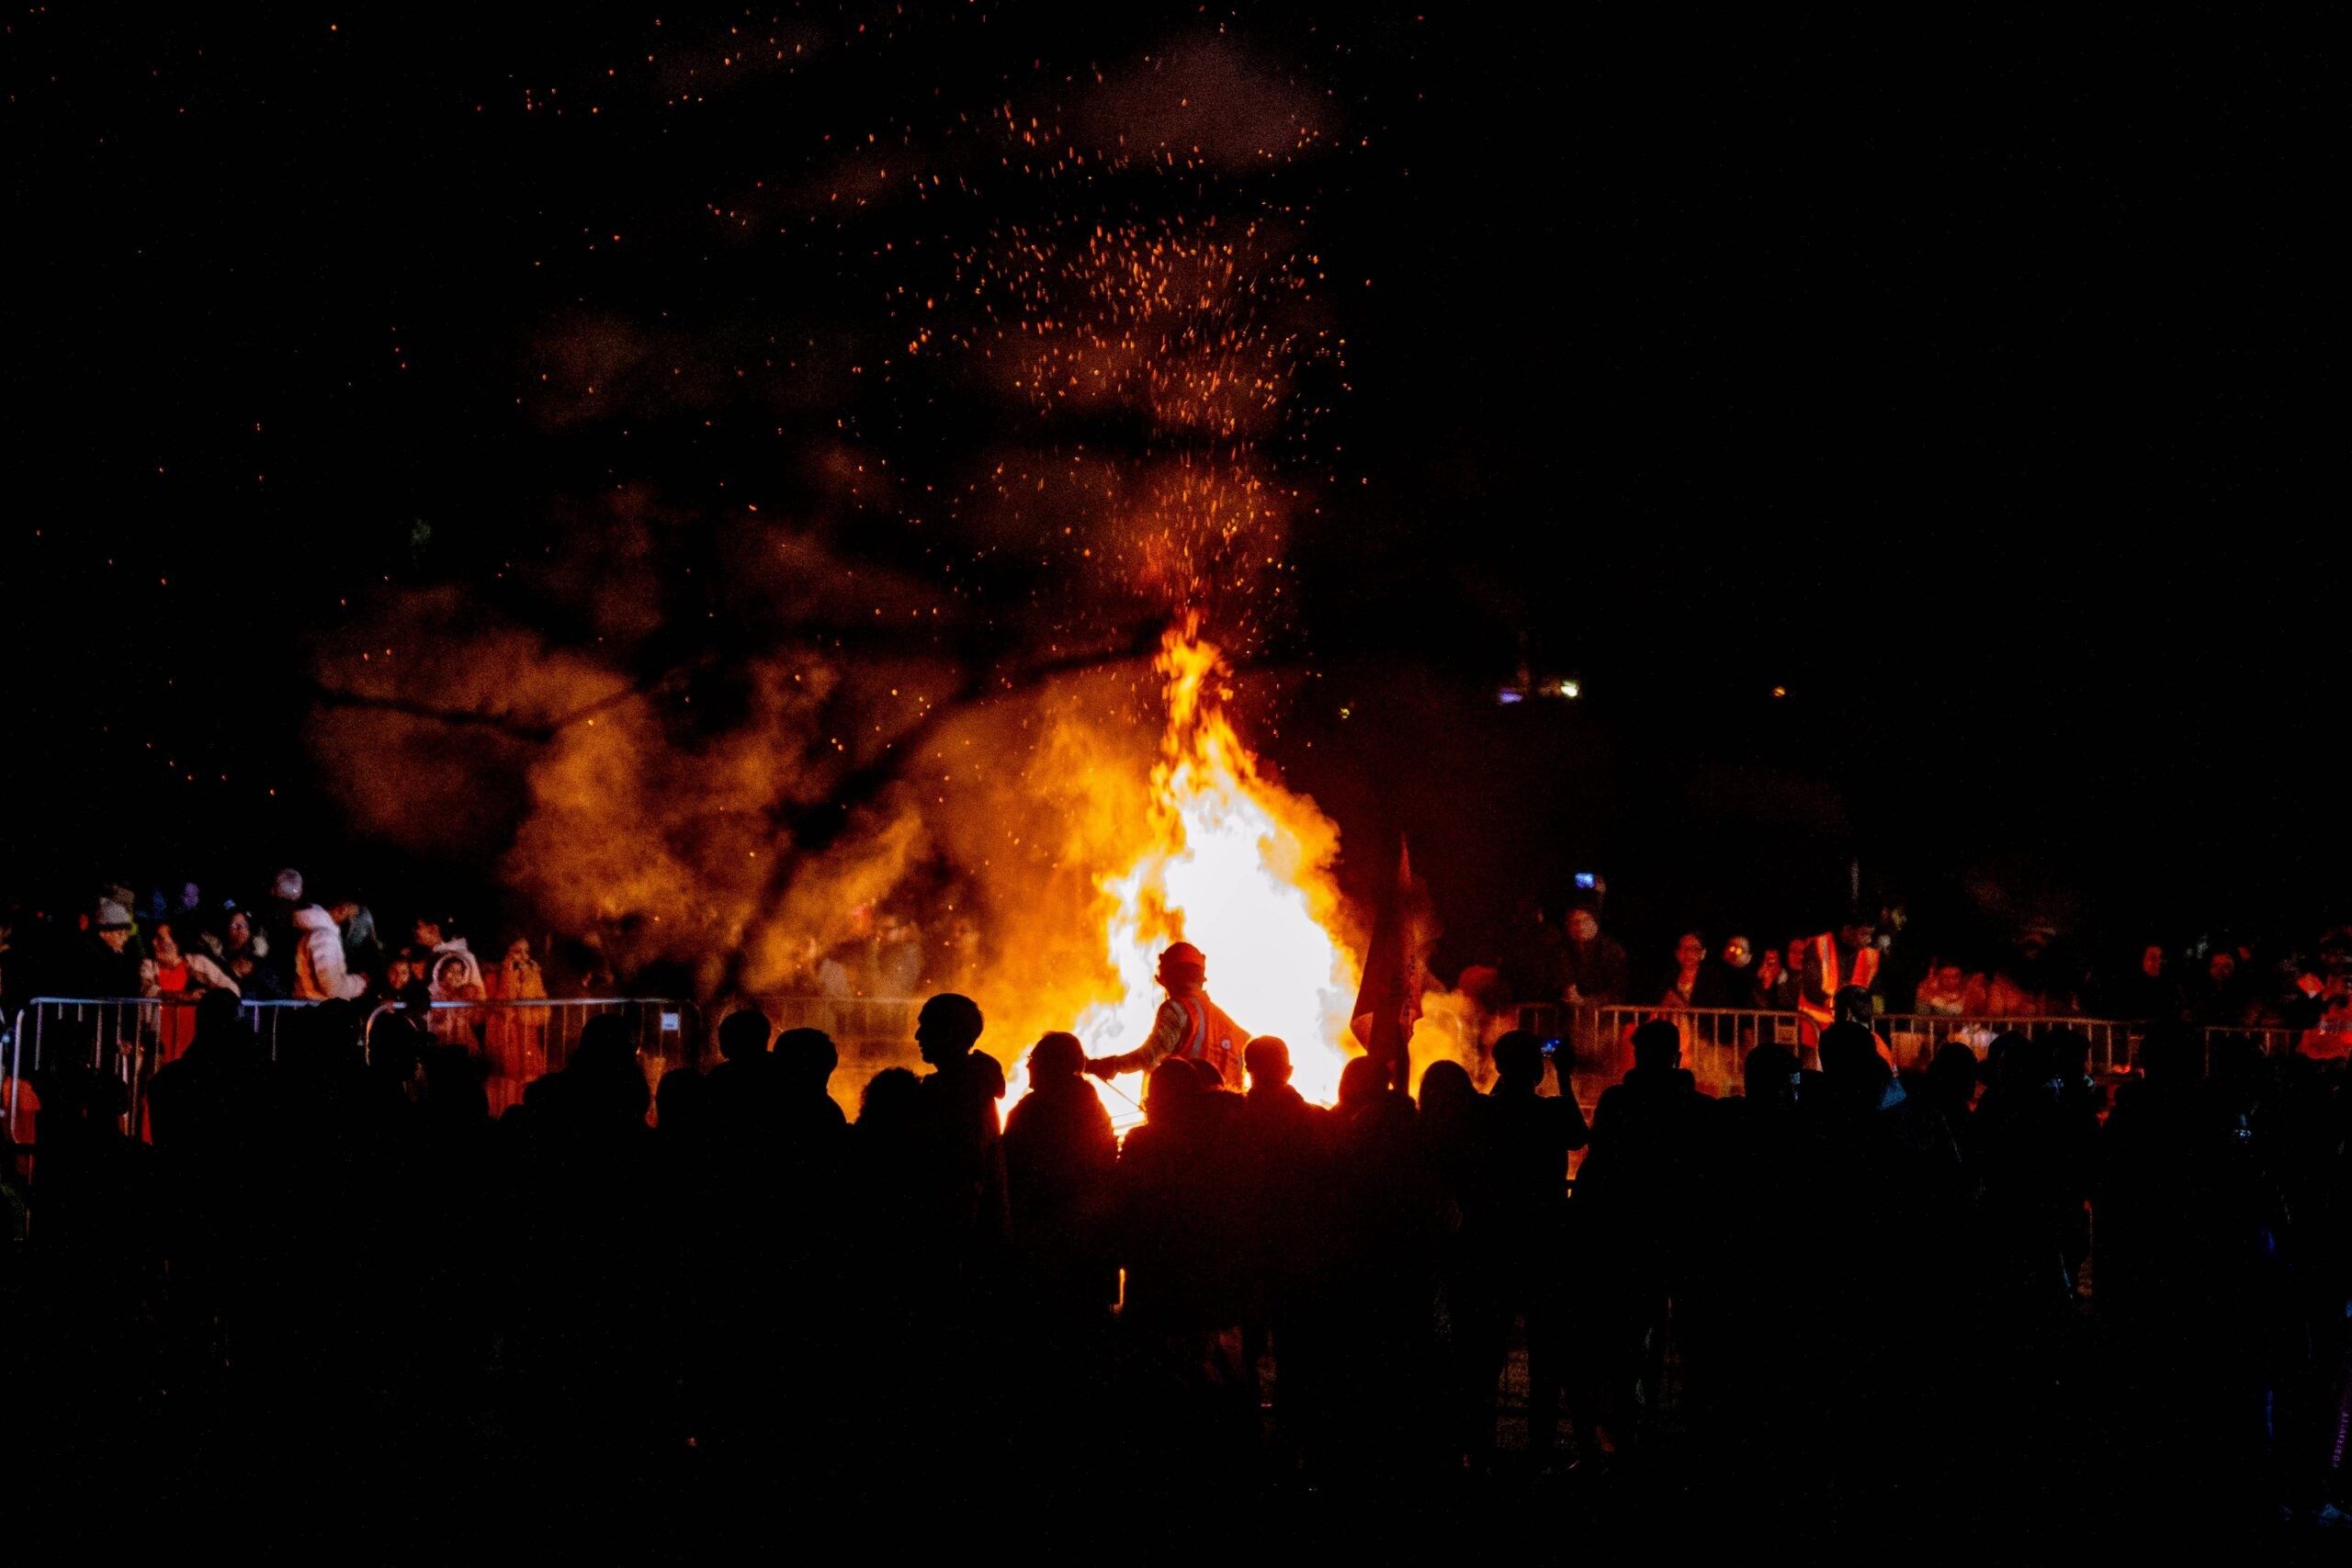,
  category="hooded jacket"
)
[291,905,367,1000]
[427,939,486,1002]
